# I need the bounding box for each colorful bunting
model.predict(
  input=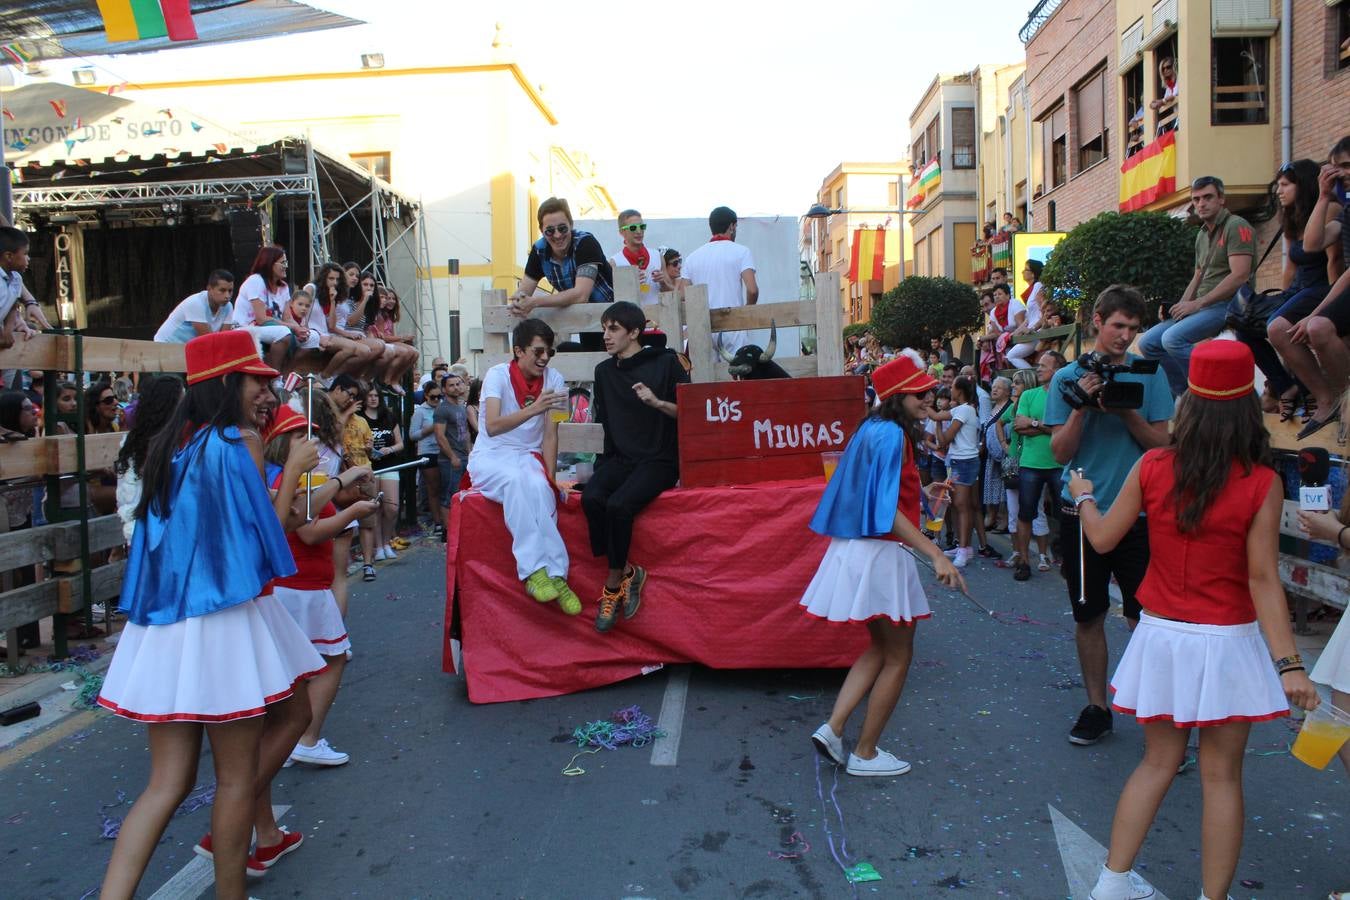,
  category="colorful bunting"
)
[158,108,173,118]
[190,121,203,131]
[1,109,13,122]
[1,44,32,66]
[64,139,77,154]
[212,142,227,153]
[50,99,68,118]
[96,0,198,43]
